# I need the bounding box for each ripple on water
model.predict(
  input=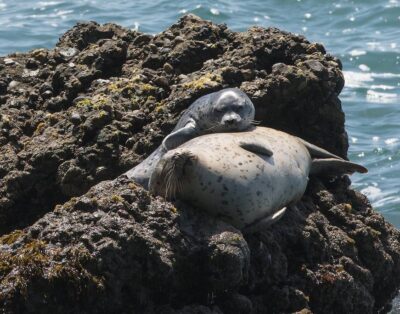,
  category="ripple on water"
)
[366,90,399,103]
